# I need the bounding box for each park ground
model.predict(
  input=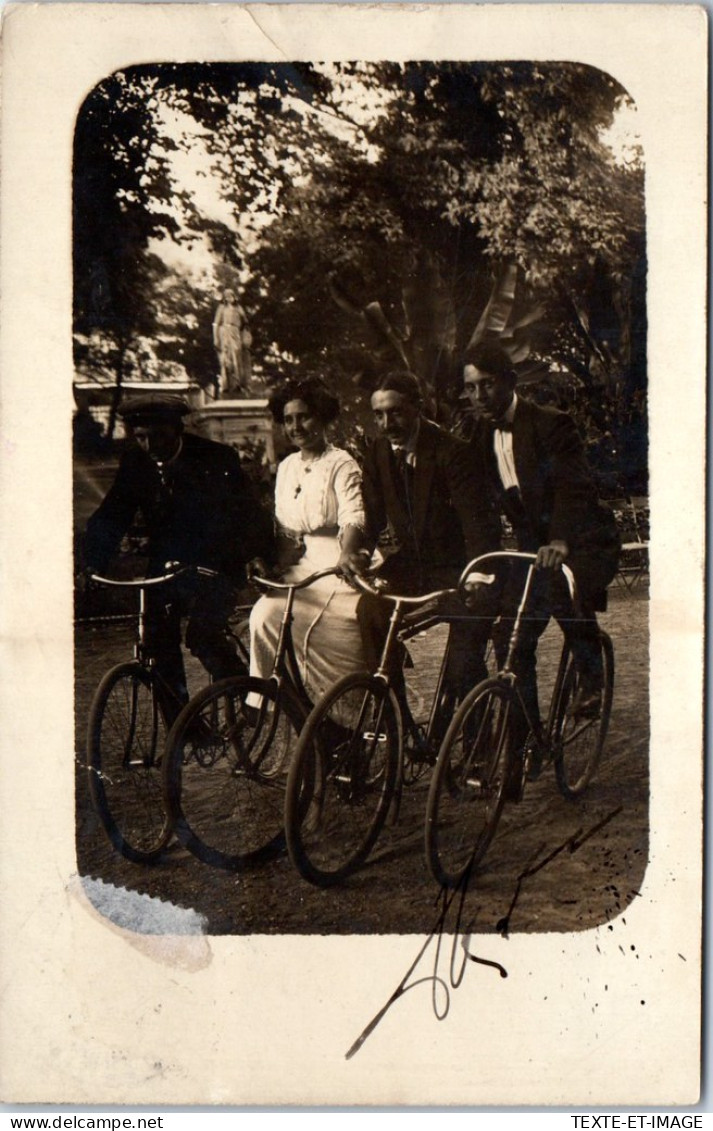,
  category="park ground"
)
[74,583,649,937]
